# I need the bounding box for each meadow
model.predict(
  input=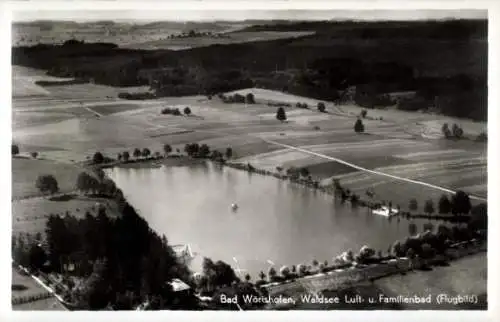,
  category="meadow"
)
[12,66,487,230]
